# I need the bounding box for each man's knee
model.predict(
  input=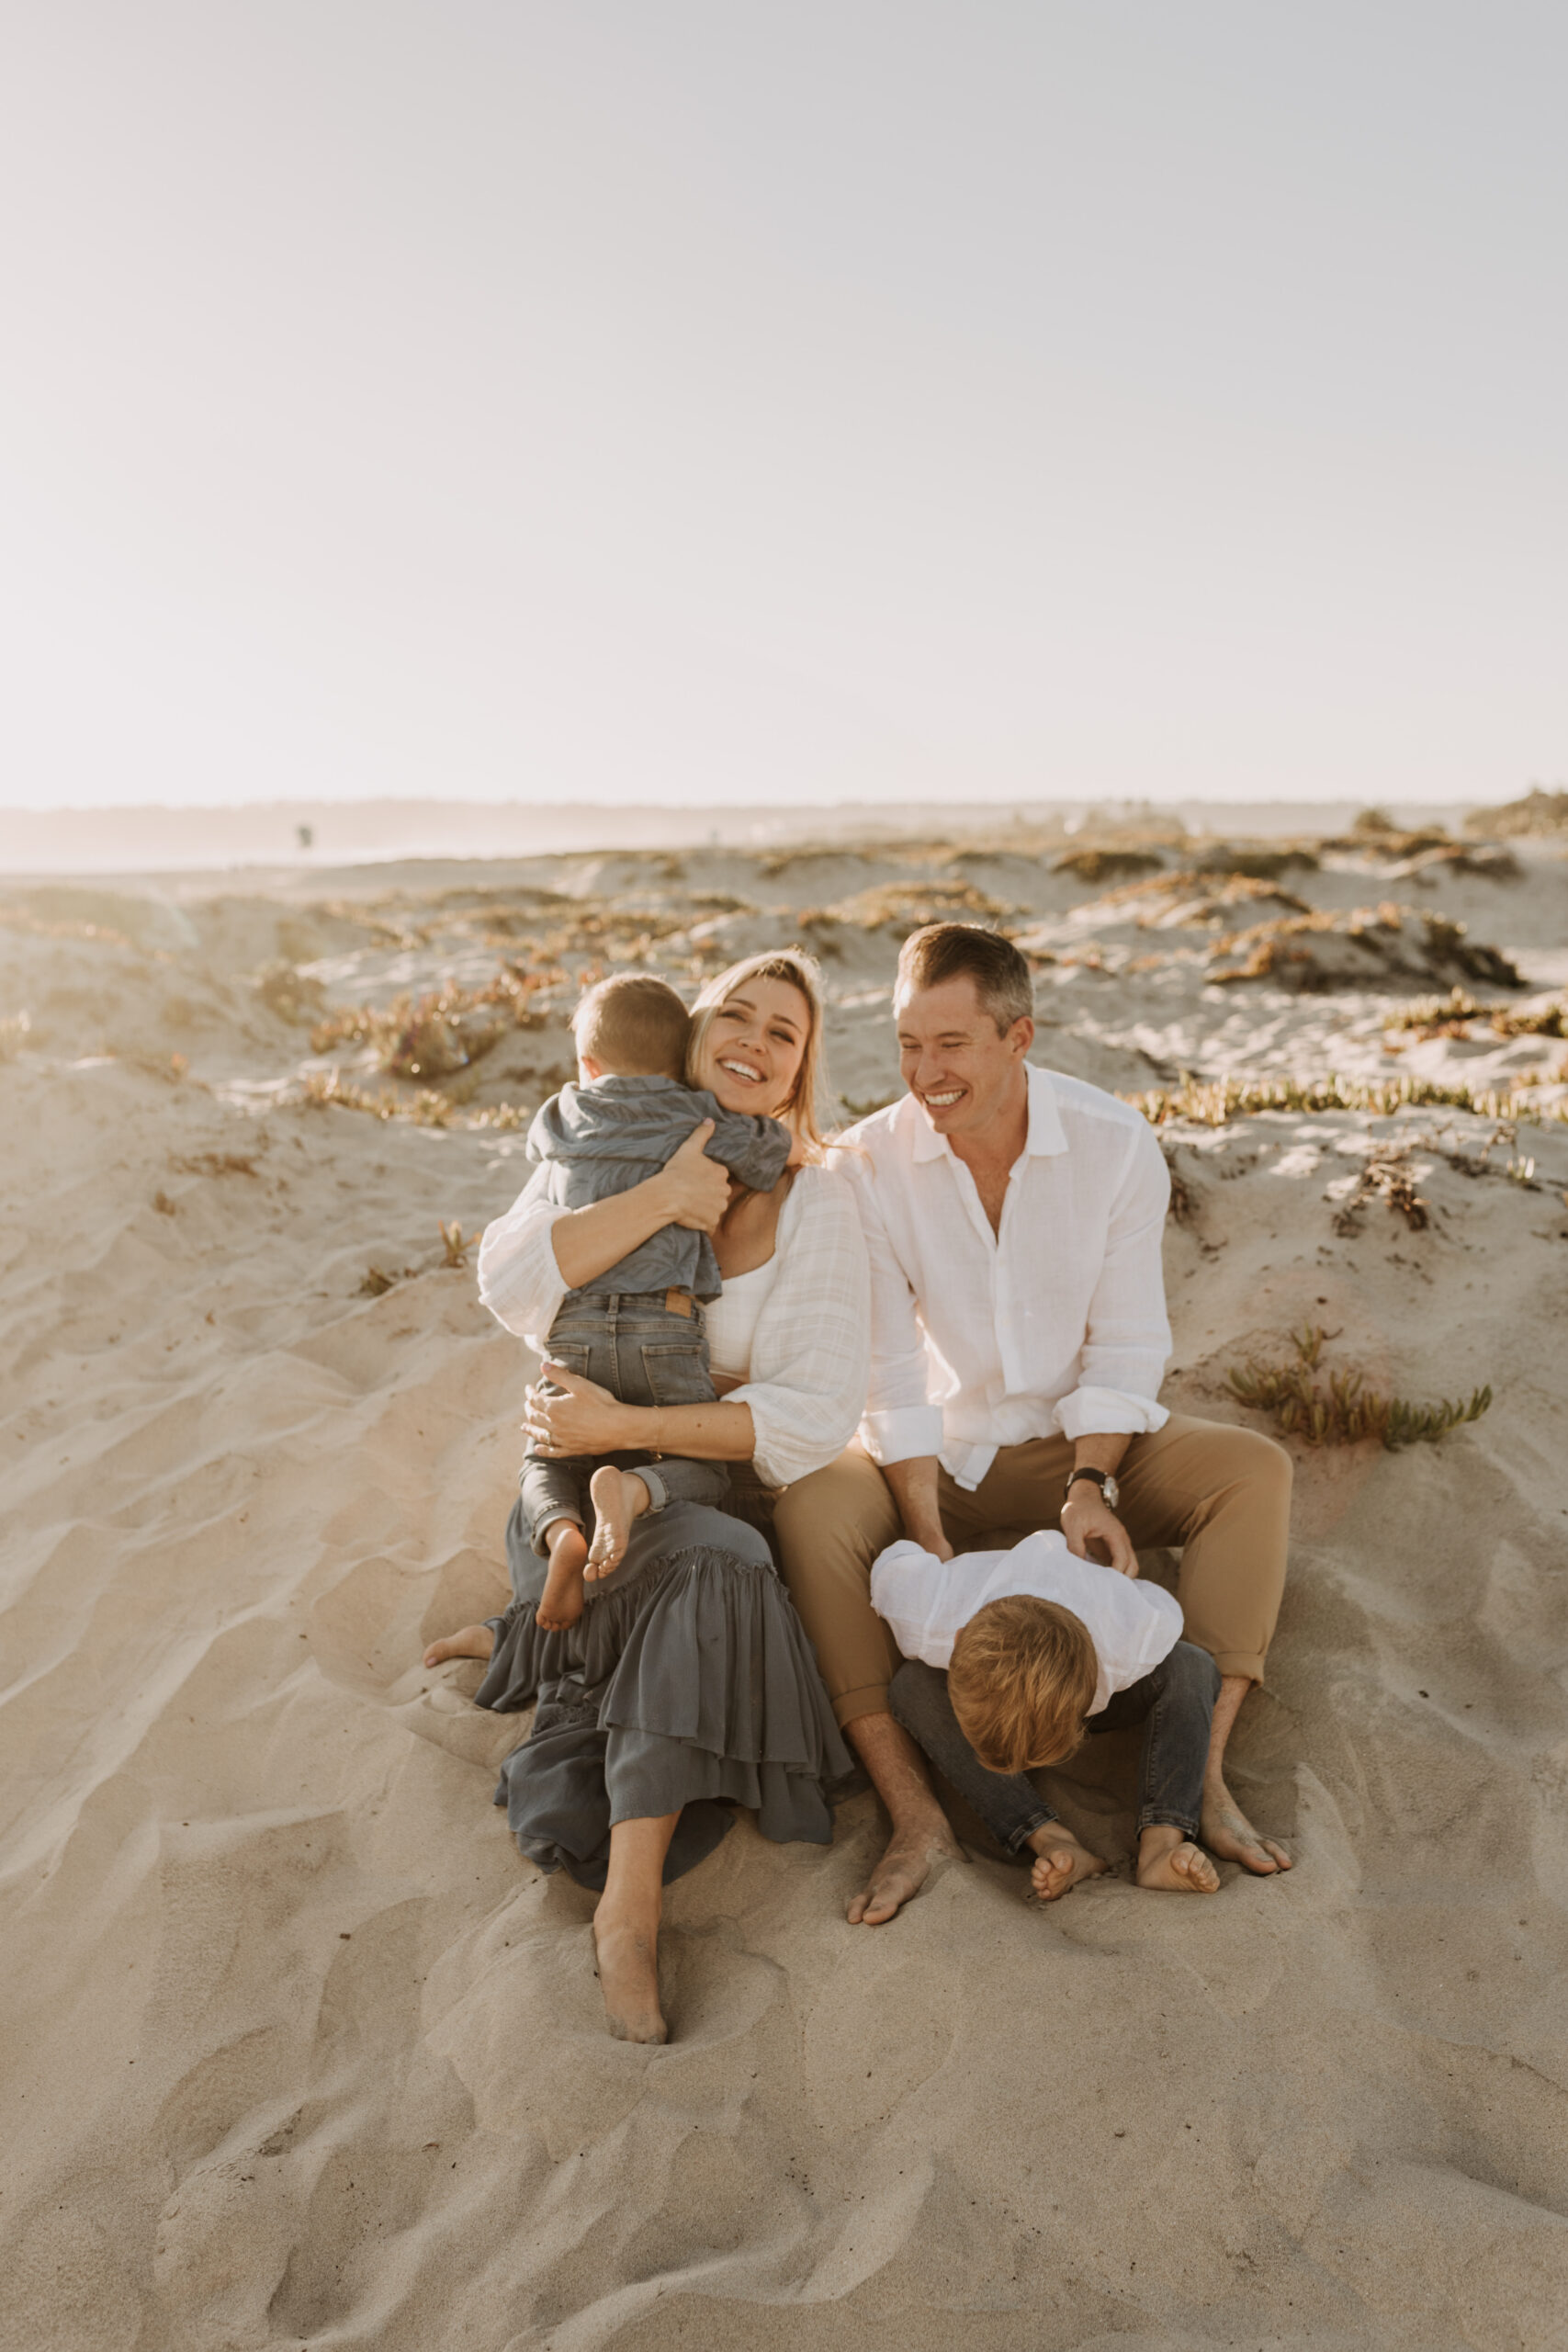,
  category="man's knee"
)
[773,1449,898,1581]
